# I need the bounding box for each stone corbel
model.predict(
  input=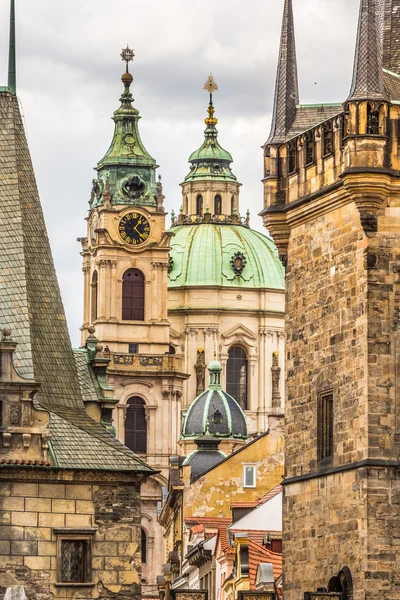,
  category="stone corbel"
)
[22,434,31,448]
[2,432,11,447]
